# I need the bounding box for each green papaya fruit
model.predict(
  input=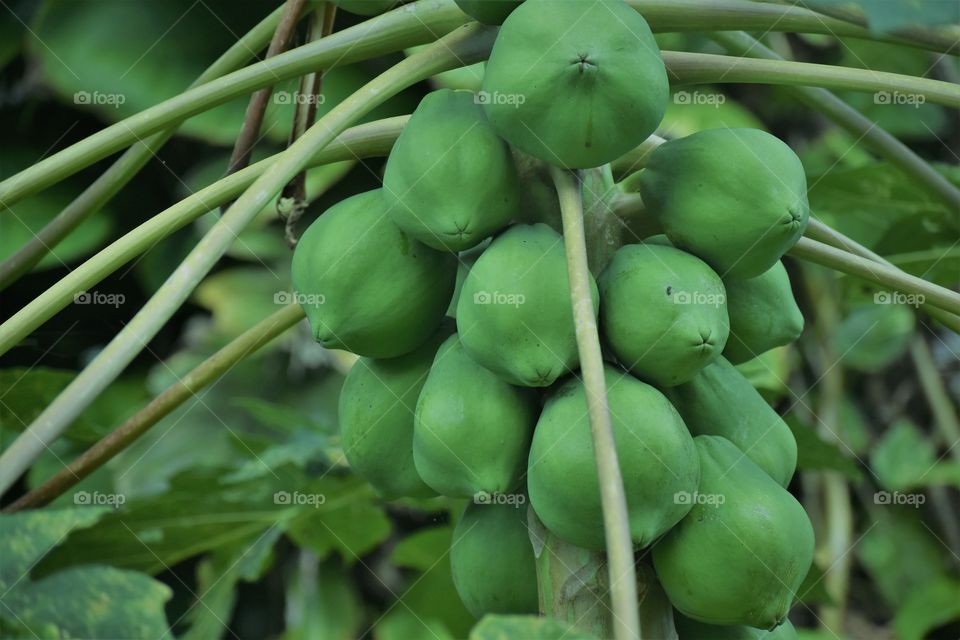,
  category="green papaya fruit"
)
[383,89,520,251]
[675,613,798,639]
[663,356,797,486]
[450,502,539,617]
[480,0,668,168]
[652,436,815,629]
[527,366,700,550]
[292,190,457,358]
[337,325,451,499]
[454,0,523,24]
[639,128,809,280]
[413,333,538,497]
[332,0,395,16]
[456,223,598,387]
[723,261,804,364]
[598,243,730,387]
